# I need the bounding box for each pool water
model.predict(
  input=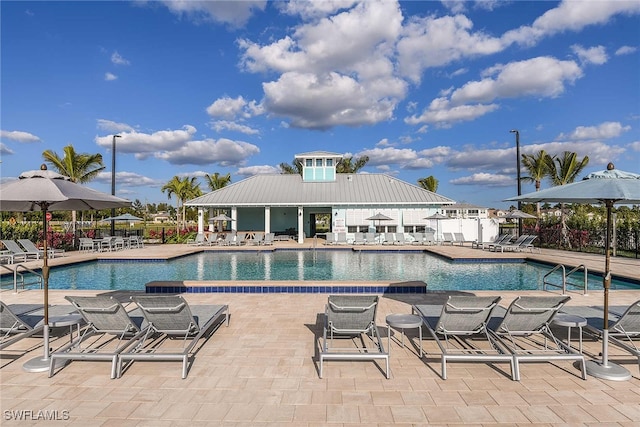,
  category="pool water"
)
[40,250,637,292]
